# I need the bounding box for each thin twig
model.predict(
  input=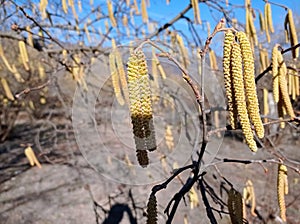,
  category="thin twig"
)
[146,3,193,39]
[15,79,51,99]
